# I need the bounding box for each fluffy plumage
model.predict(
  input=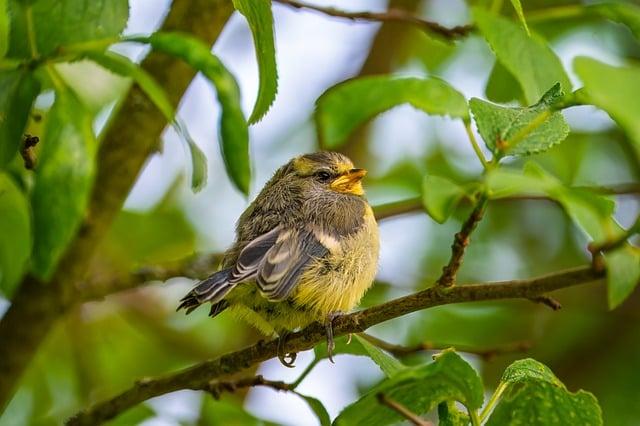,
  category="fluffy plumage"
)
[178,152,380,337]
